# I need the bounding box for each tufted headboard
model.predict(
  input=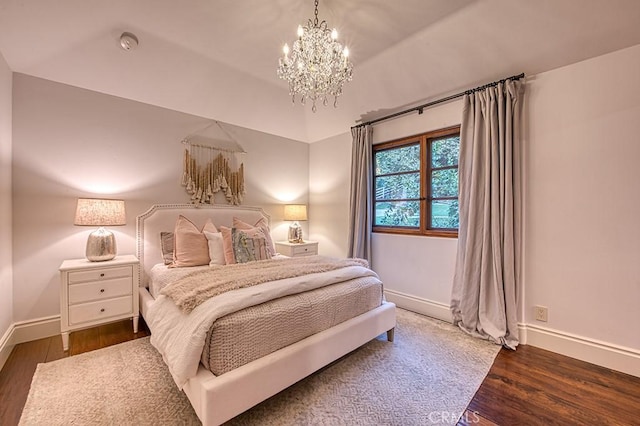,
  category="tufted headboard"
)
[135,203,270,288]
